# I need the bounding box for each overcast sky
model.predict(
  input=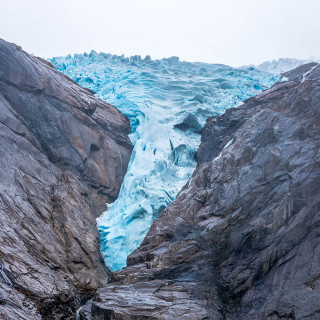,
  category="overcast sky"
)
[1,0,319,66]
